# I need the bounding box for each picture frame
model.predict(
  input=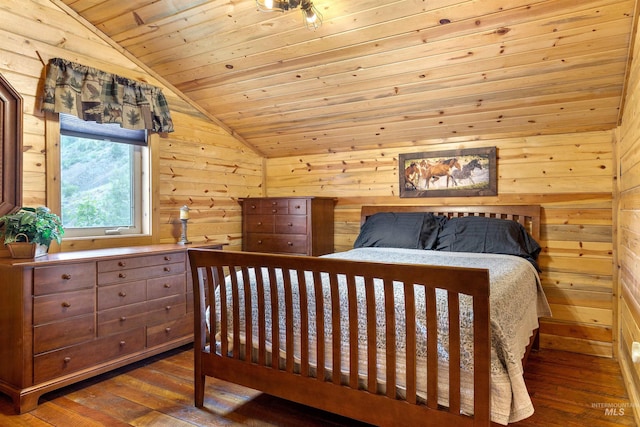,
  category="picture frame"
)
[399,147,497,198]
